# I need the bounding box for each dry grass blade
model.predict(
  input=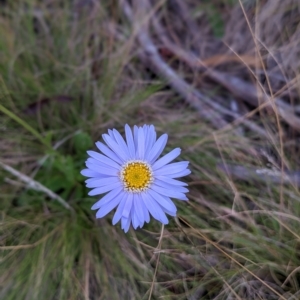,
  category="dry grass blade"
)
[179,217,288,300]
[0,225,61,250]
